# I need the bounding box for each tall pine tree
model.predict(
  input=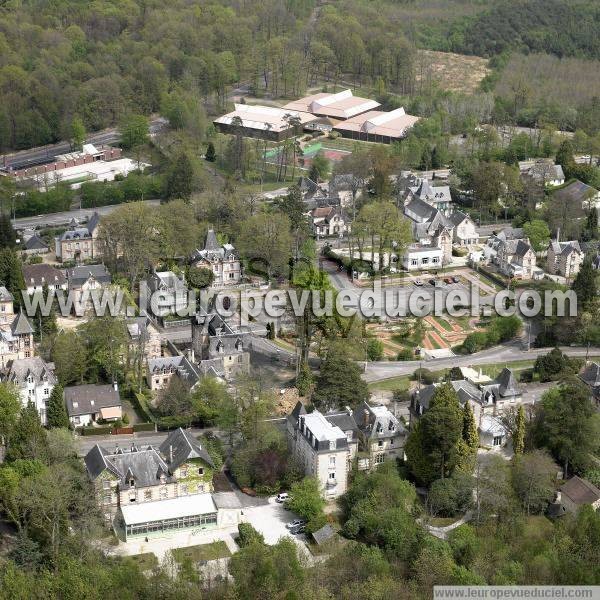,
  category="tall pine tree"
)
[0,213,16,249]
[572,258,597,309]
[46,384,69,429]
[8,402,47,461]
